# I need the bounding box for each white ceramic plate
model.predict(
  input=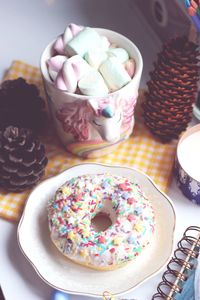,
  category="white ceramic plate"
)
[17,163,176,298]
